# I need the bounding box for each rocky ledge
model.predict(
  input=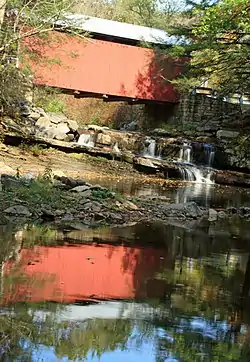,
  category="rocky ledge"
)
[1,172,250,229]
